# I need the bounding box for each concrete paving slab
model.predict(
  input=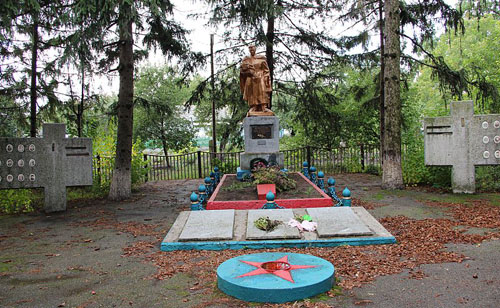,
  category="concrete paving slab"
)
[233,210,247,241]
[351,207,392,237]
[178,209,235,241]
[307,207,373,237]
[246,209,300,240]
[163,211,190,242]
[161,207,395,251]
